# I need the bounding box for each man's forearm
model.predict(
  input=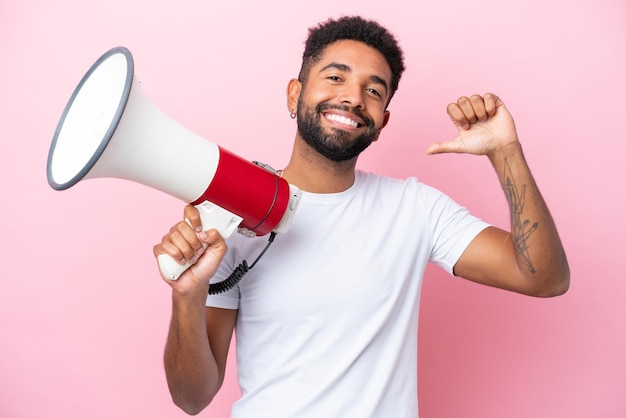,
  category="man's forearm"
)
[489,142,570,293]
[164,287,220,415]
